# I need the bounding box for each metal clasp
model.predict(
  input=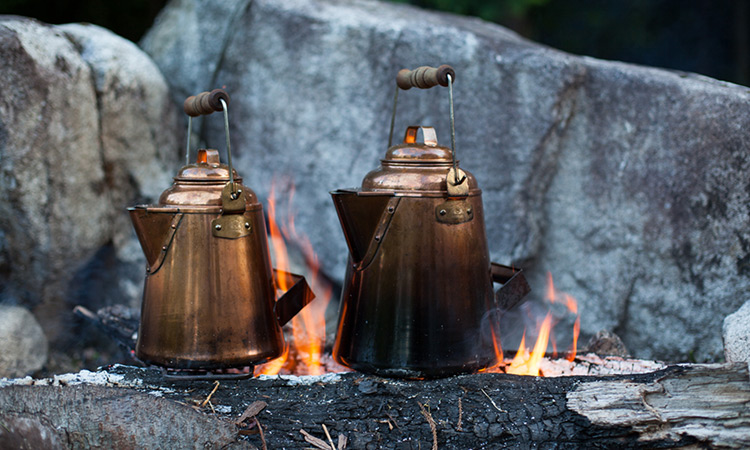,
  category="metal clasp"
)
[212,182,251,239]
